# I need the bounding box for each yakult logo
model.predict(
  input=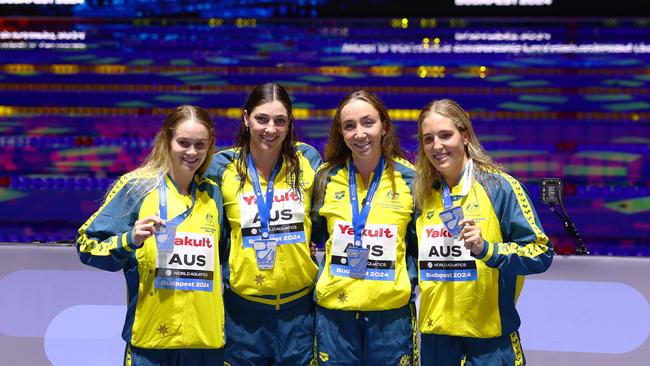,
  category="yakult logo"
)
[242,191,300,205]
[174,236,212,248]
[425,228,452,239]
[337,224,394,238]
